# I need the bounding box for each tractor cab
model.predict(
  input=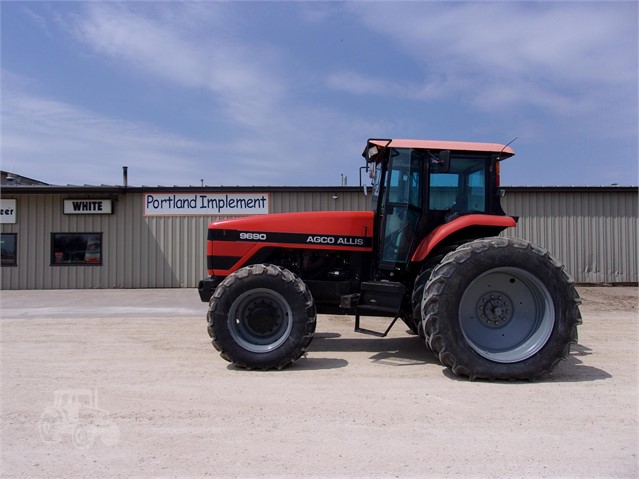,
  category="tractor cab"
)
[363,139,514,277]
